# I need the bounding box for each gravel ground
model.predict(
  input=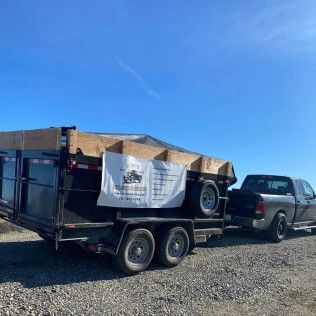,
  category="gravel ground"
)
[0,228,315,316]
